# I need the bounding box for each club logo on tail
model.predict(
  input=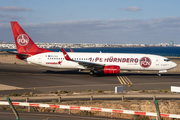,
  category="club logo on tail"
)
[140,57,151,68]
[17,34,29,46]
